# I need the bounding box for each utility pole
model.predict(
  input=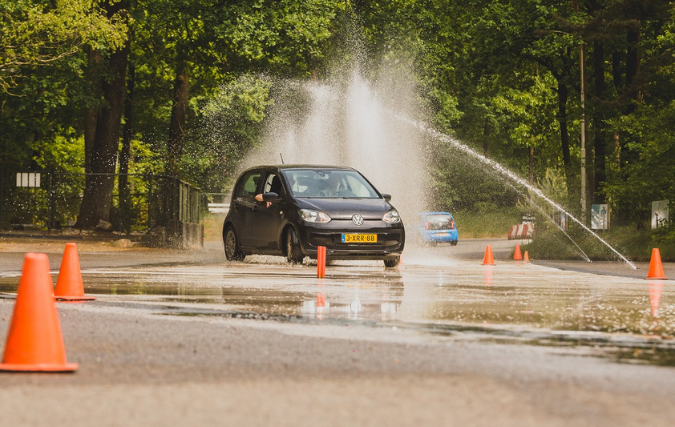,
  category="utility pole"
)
[580,43,587,222]
[574,0,587,223]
